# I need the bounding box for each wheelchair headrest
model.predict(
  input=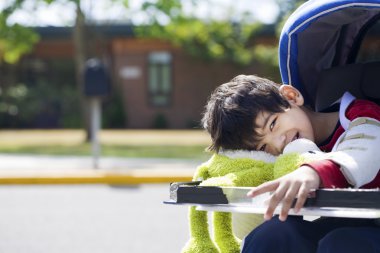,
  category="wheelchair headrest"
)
[315,62,380,111]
